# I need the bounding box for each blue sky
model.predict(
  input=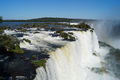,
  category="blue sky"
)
[0,0,120,20]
